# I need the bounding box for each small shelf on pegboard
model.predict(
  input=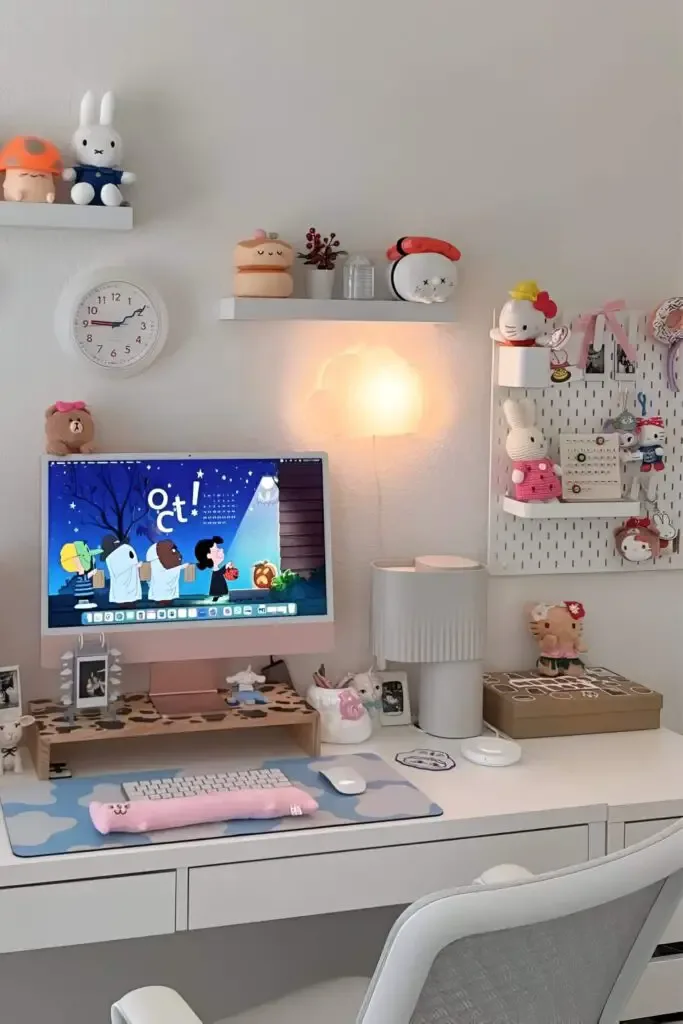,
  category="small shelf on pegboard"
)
[502,497,642,520]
